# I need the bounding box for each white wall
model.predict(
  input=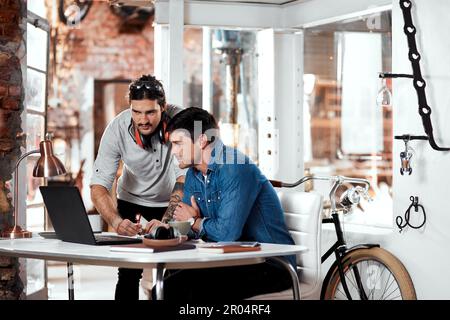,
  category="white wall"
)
[384,0,450,299]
